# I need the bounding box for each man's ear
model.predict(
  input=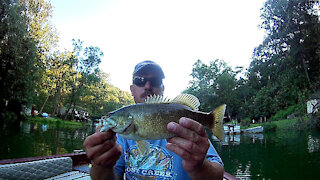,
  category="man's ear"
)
[160,85,165,96]
[130,85,134,95]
